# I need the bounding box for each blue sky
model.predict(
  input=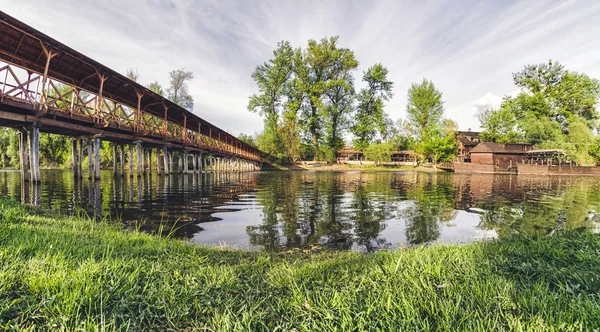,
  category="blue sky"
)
[2,0,600,136]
